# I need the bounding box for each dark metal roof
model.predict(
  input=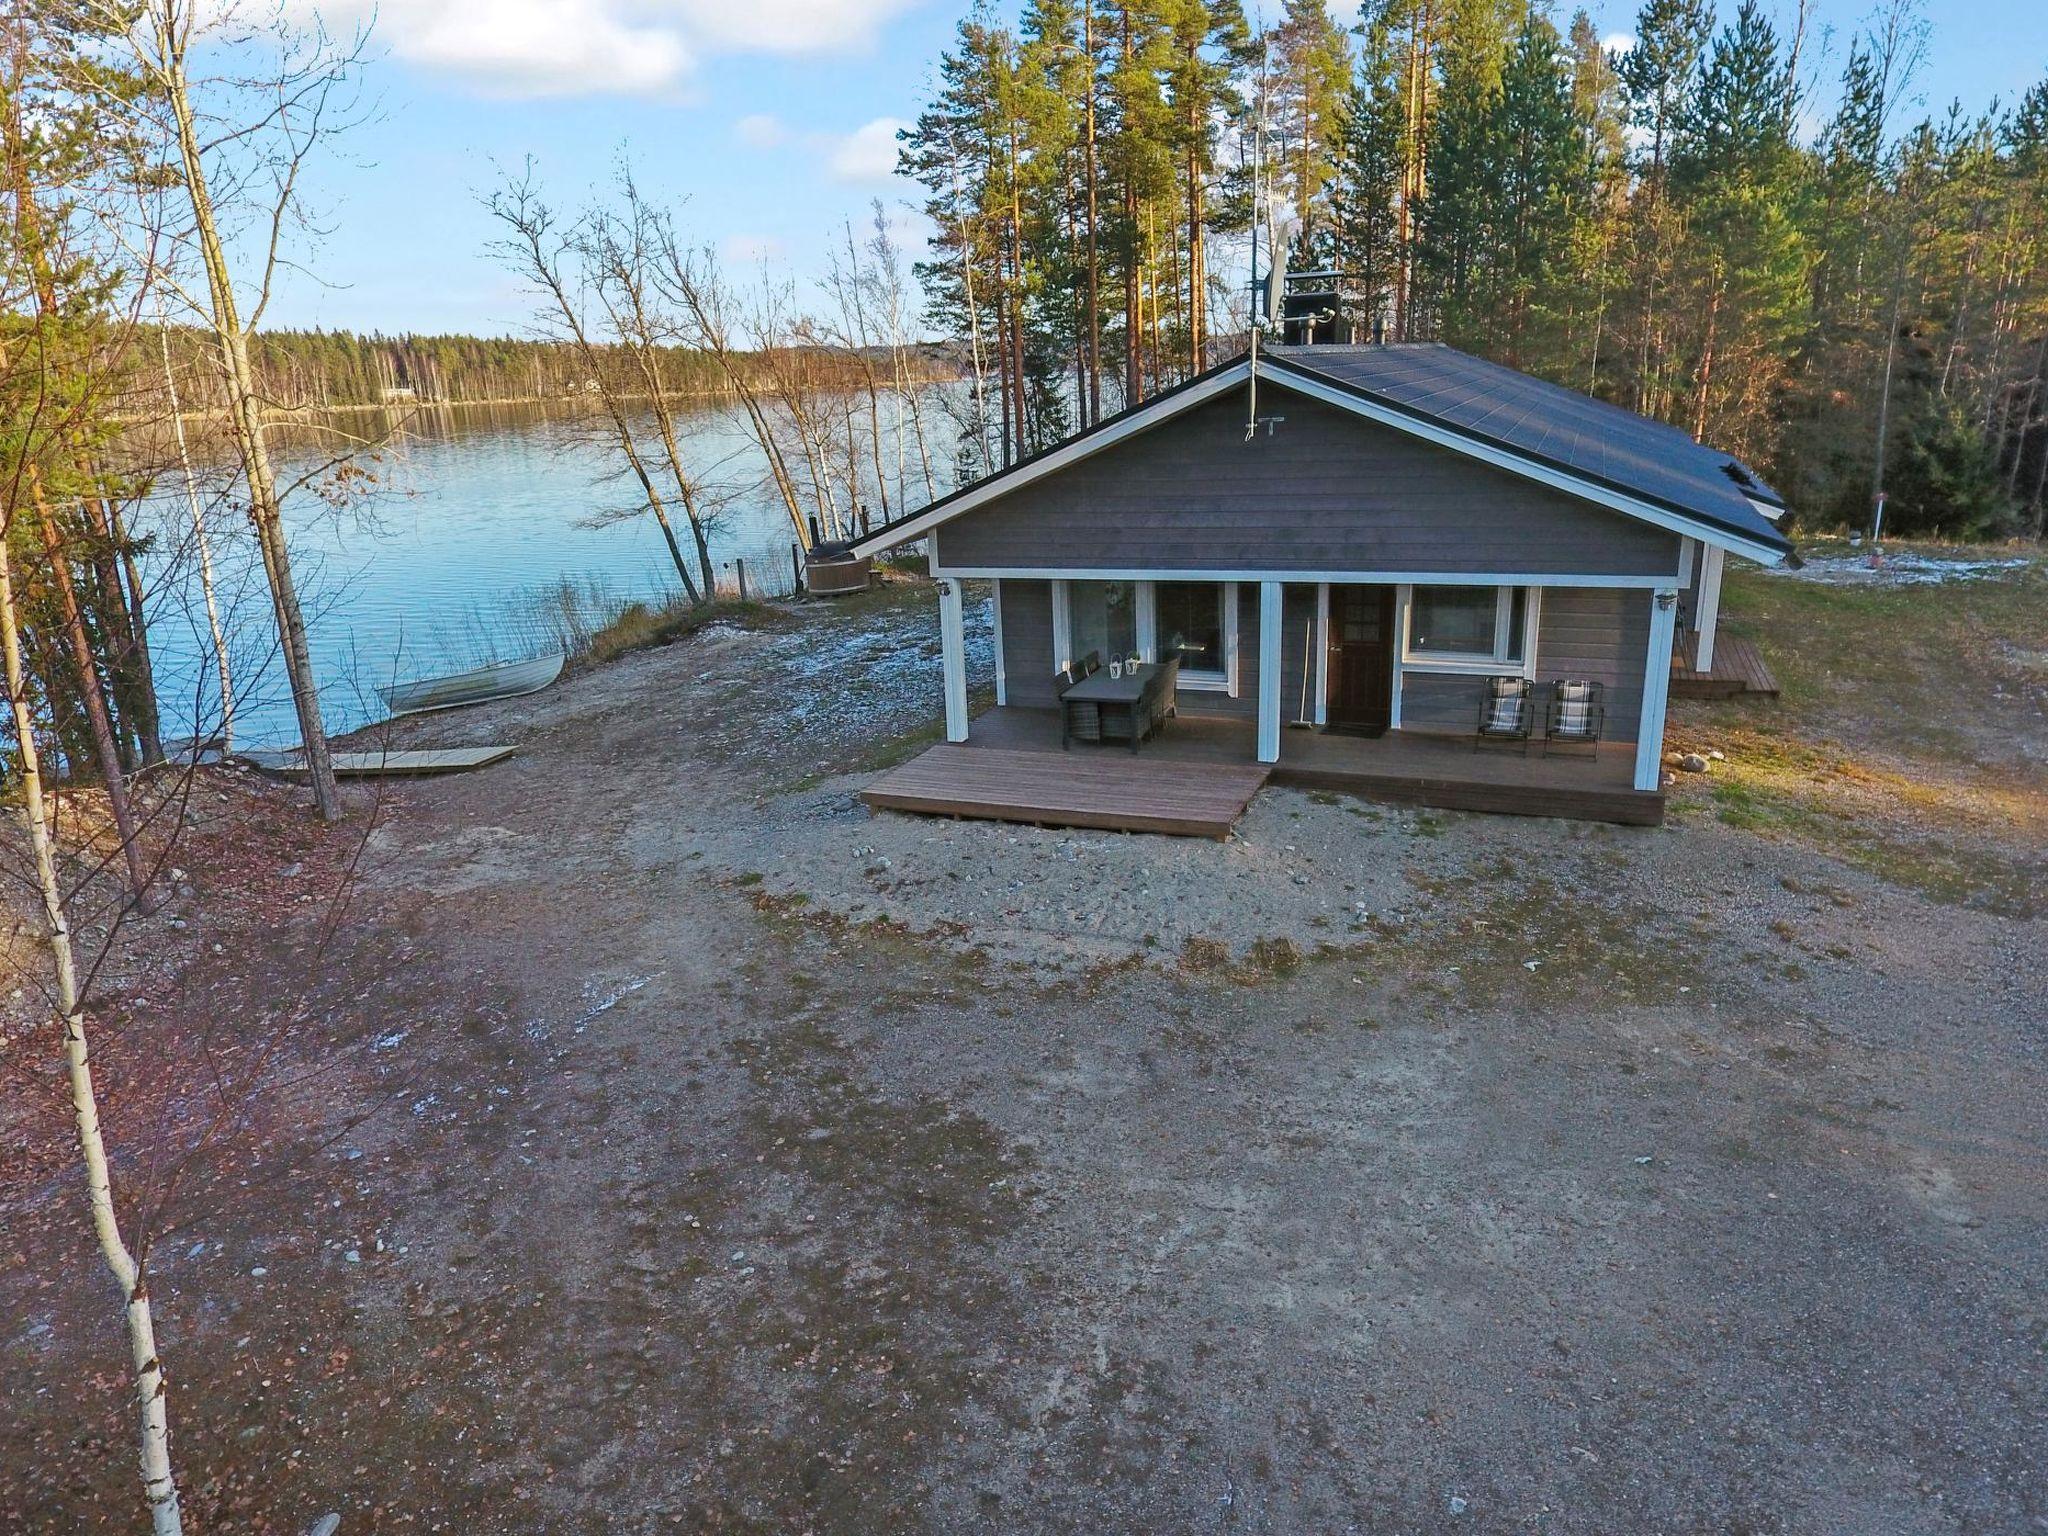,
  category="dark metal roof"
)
[848,341,1793,562]
[1264,343,1789,554]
